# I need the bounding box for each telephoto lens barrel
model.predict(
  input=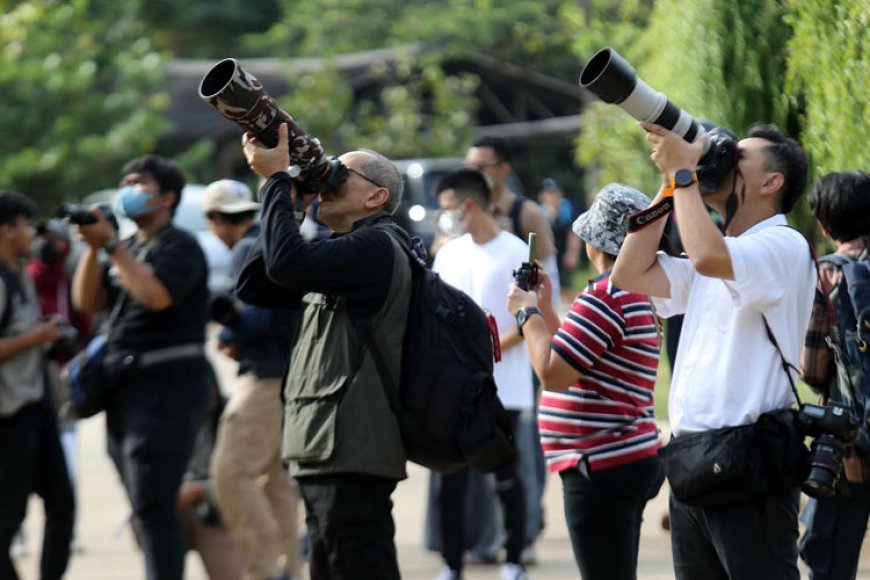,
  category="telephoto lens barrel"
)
[579,47,703,144]
[198,58,332,187]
